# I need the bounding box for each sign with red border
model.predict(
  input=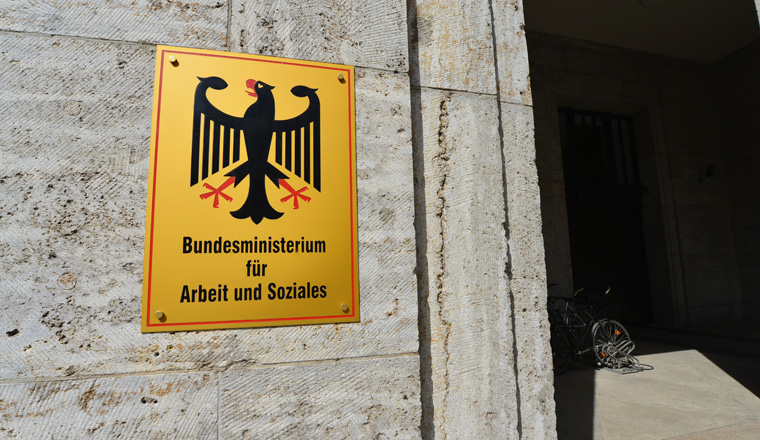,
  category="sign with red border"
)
[141,46,359,332]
